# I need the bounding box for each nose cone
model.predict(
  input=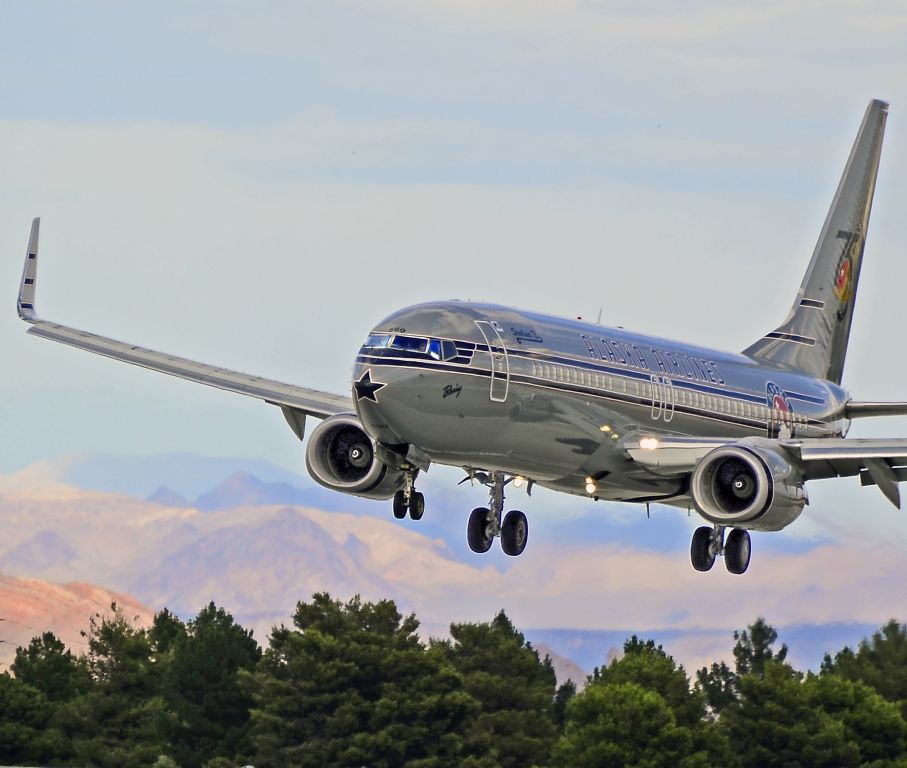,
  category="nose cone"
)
[351,301,487,445]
